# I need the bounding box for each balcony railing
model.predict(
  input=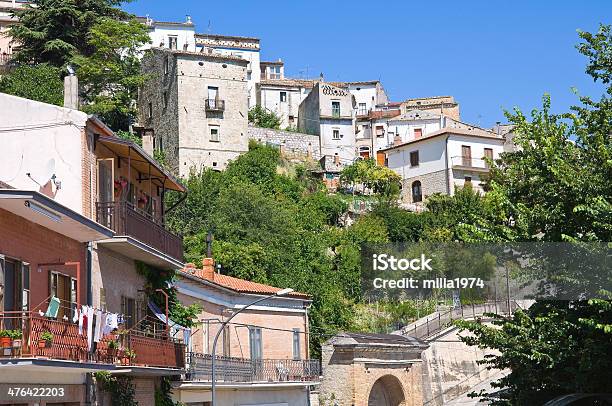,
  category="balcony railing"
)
[451,156,491,170]
[187,353,321,383]
[205,99,225,112]
[0,311,185,369]
[96,201,183,261]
